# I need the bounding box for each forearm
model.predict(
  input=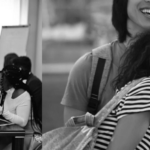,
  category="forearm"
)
[2,110,28,127]
[107,112,150,150]
[64,106,86,124]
